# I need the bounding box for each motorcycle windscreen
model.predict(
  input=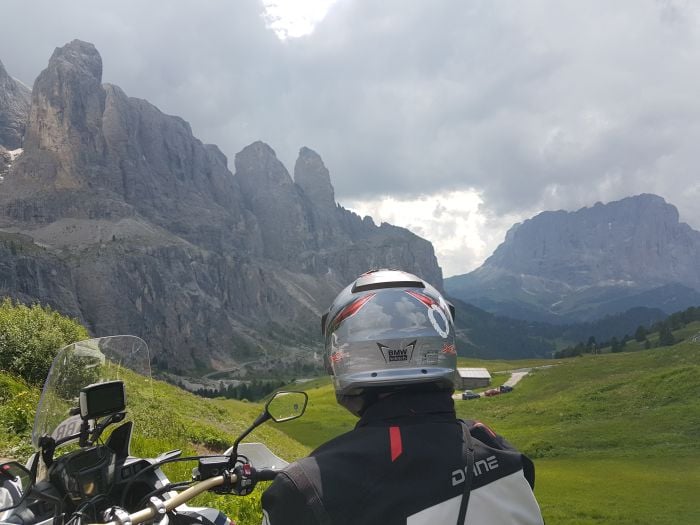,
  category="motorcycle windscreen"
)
[31,336,151,449]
